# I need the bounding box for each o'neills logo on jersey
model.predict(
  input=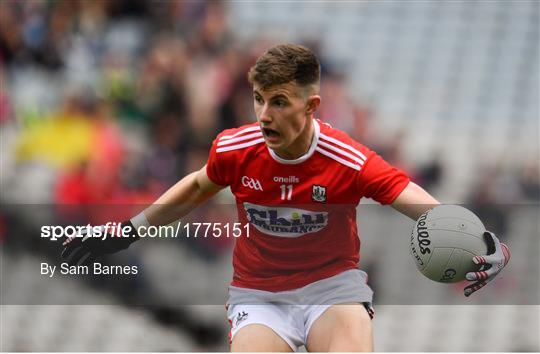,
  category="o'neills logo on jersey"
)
[243,202,328,238]
[273,176,300,183]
